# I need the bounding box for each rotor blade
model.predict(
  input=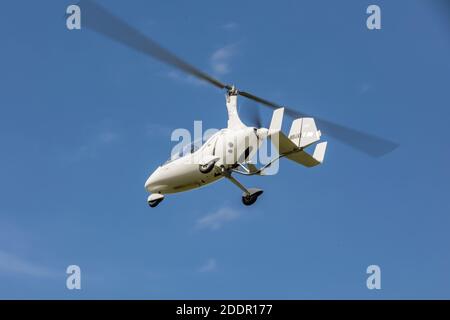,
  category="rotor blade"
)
[239,91,398,158]
[79,0,229,90]
[239,91,283,109]
[78,1,398,157]
[285,108,399,157]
